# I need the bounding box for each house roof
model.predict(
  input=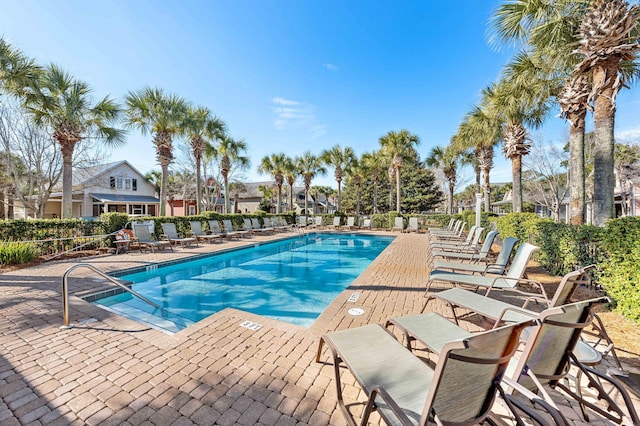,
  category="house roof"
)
[71,160,148,187]
[90,193,160,204]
